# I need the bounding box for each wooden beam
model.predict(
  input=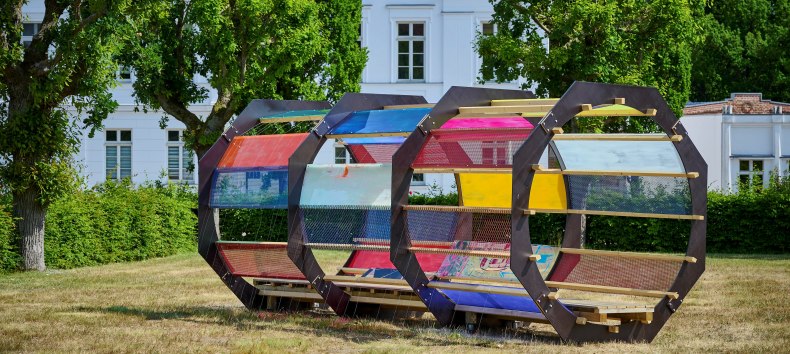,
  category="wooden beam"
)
[325,132,409,139]
[614,98,626,105]
[551,134,683,142]
[580,104,593,111]
[382,103,435,110]
[304,243,390,252]
[530,166,700,178]
[215,240,288,246]
[544,281,679,299]
[347,296,427,309]
[258,115,324,123]
[426,281,530,297]
[559,248,697,263]
[490,98,560,106]
[458,105,556,115]
[409,248,540,261]
[411,167,511,174]
[551,127,564,134]
[525,208,705,221]
[323,275,409,287]
[351,238,453,247]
